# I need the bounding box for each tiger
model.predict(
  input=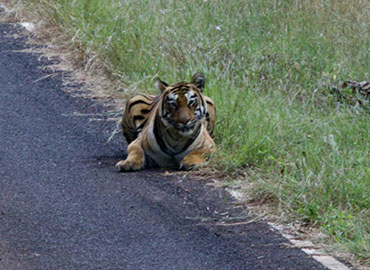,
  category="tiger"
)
[116,72,216,171]
[342,80,369,99]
